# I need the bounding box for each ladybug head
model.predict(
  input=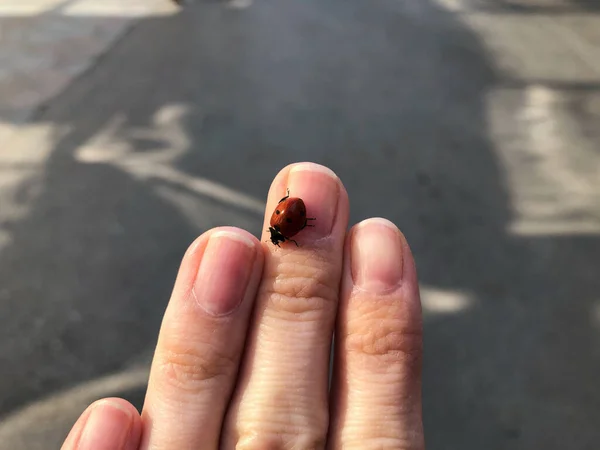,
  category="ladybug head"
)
[268,226,285,247]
